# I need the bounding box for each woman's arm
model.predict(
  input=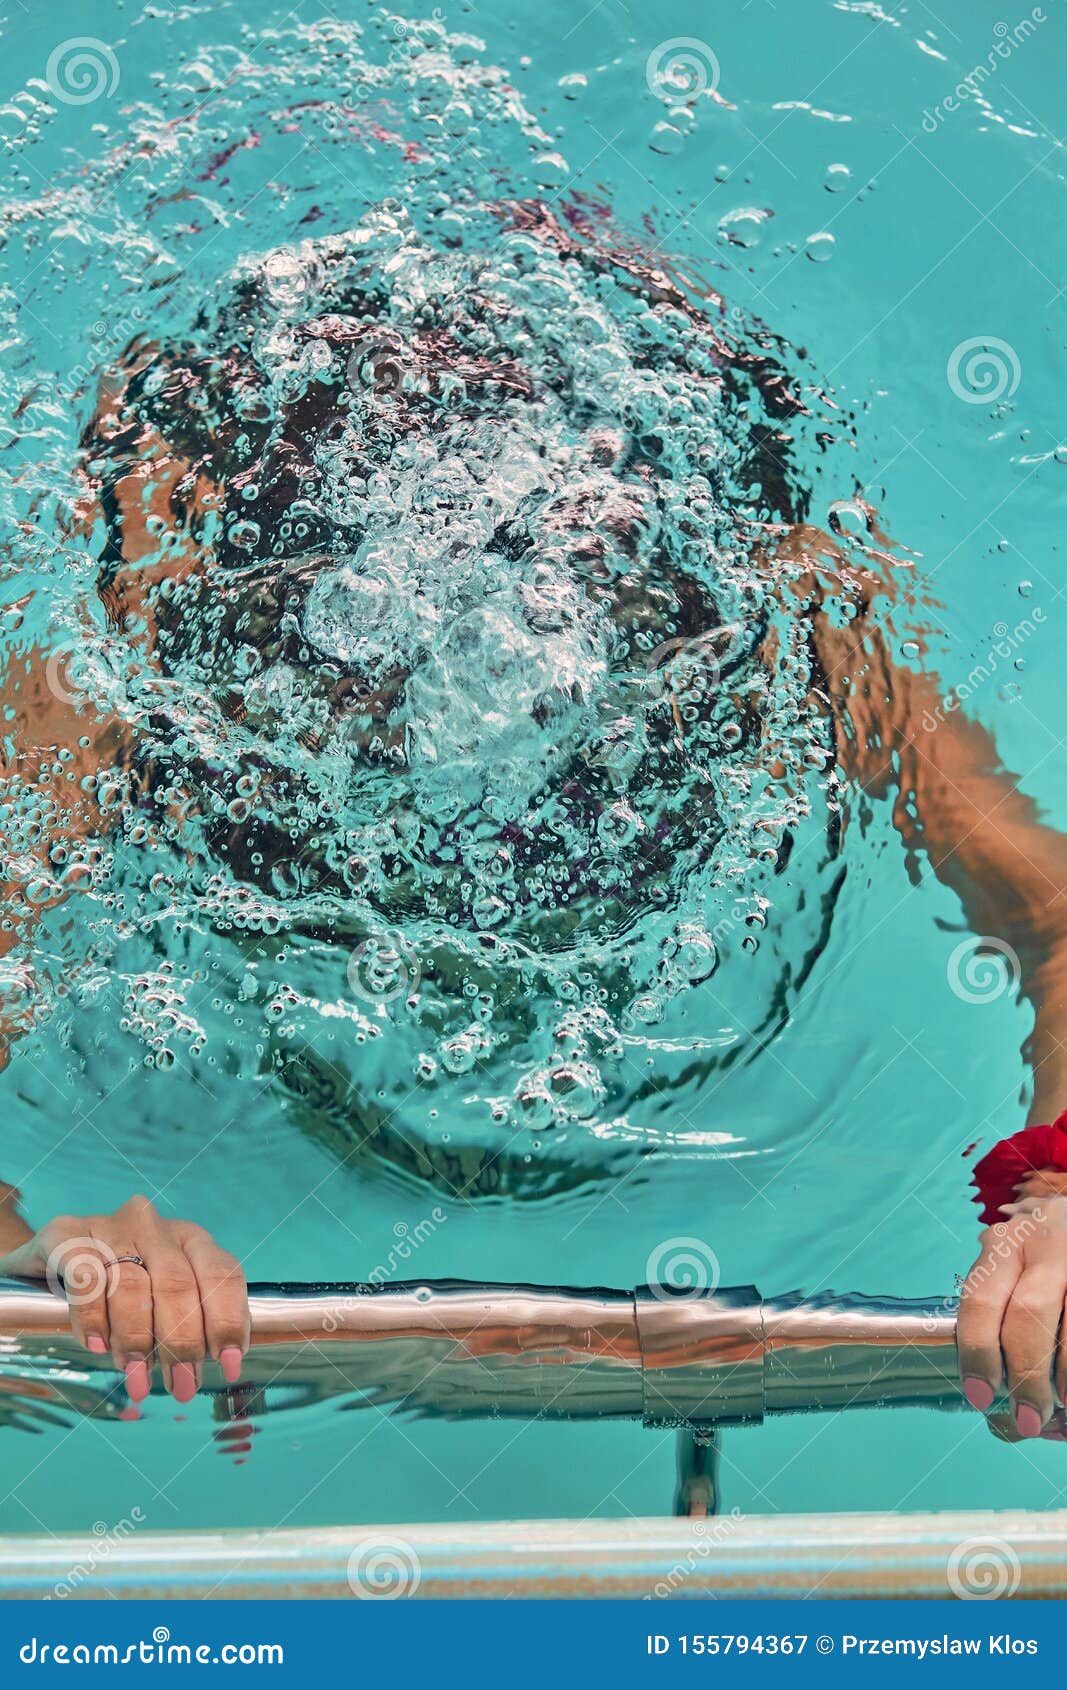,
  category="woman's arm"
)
[0,359,249,1397]
[0,1182,32,1254]
[800,532,1067,1120]
[785,525,1067,1437]
[0,656,250,1400]
[0,686,250,1405]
